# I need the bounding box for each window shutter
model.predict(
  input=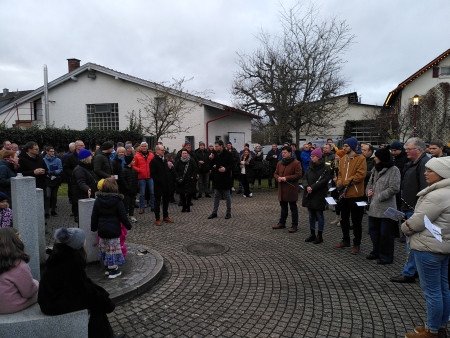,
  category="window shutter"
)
[432,67,439,78]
